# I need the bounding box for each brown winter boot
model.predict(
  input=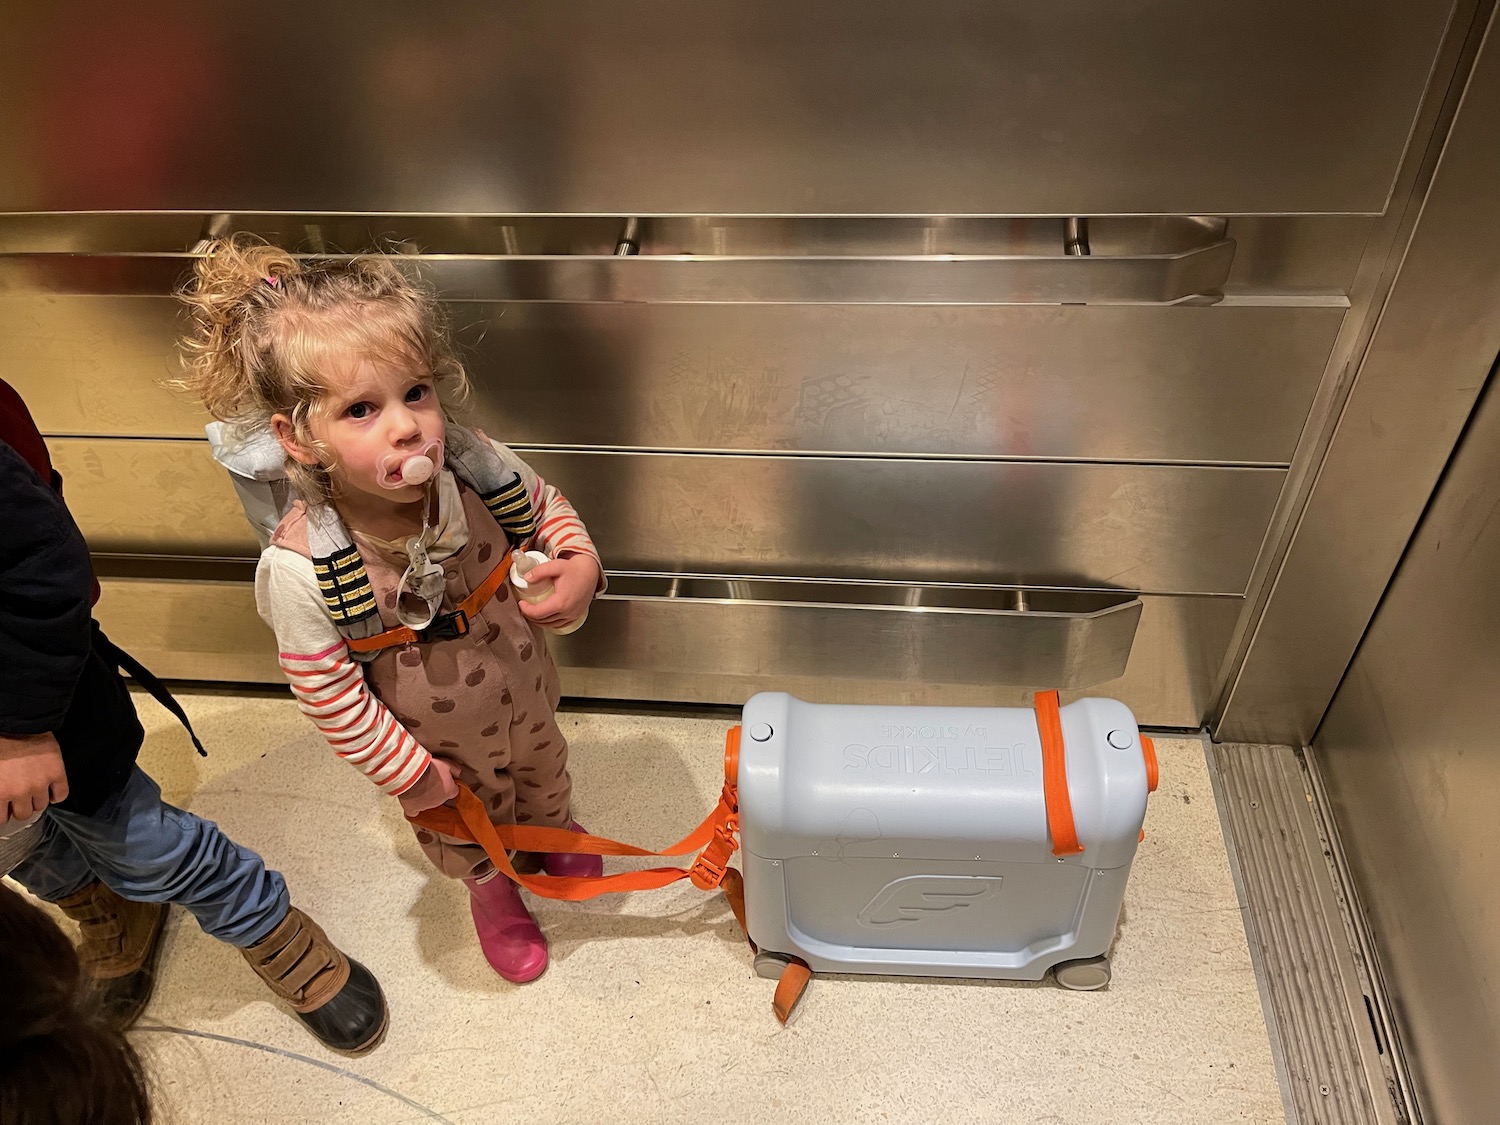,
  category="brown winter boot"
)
[53,881,168,1030]
[239,906,388,1055]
